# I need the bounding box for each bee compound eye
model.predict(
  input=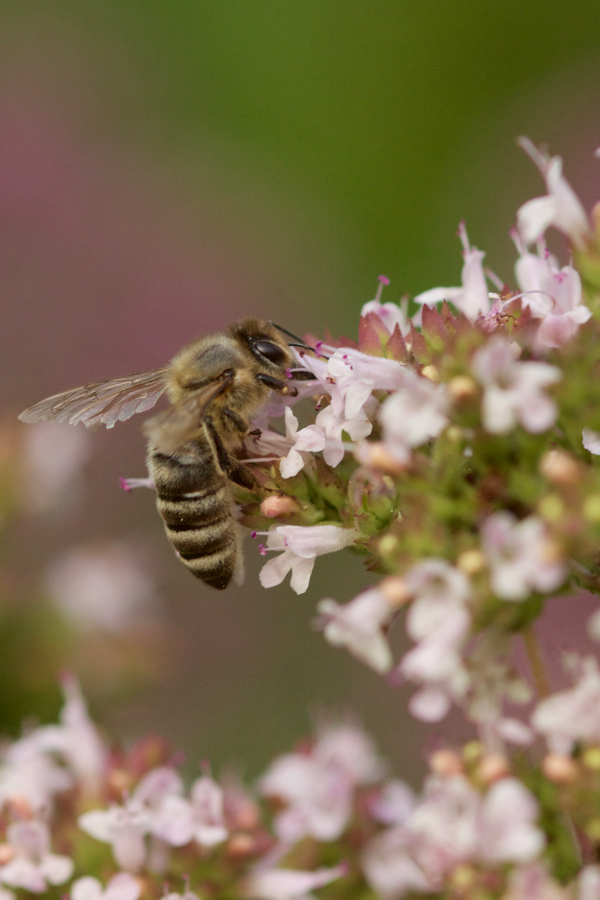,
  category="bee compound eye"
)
[252,339,287,366]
